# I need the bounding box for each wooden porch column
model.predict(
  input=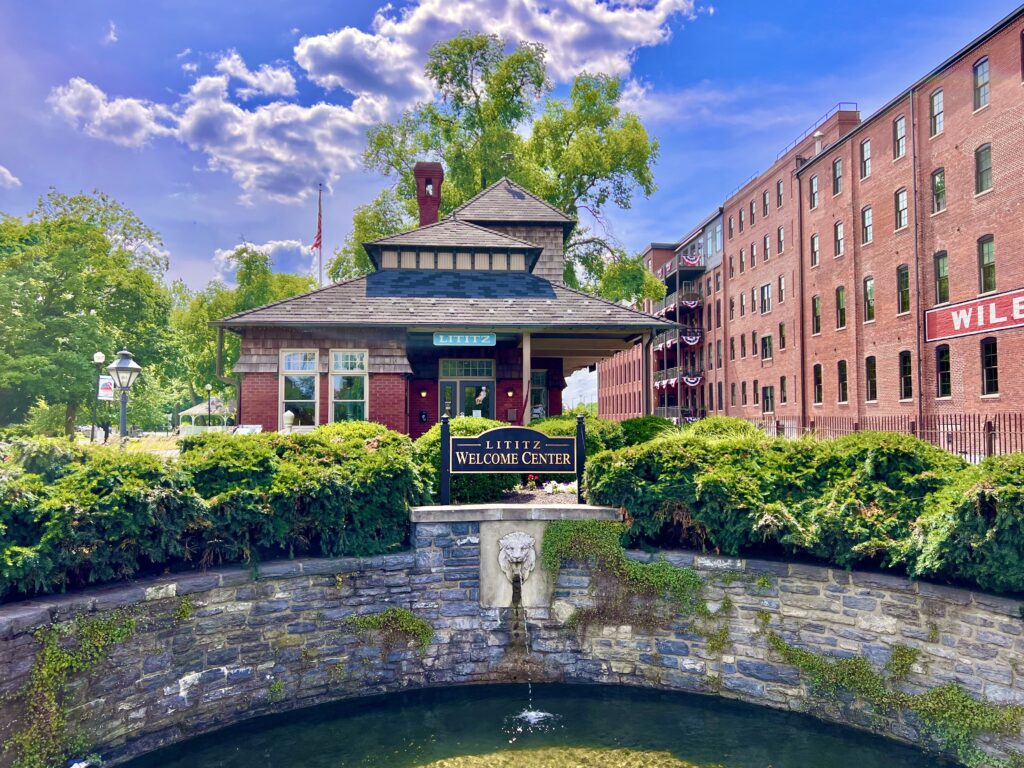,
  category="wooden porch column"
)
[642,331,653,416]
[522,331,532,424]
